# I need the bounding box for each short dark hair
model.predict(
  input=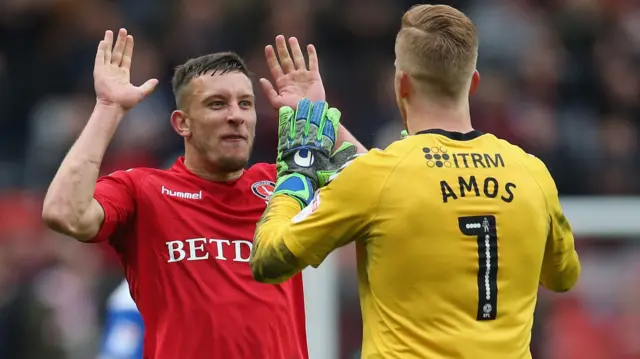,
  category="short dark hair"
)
[171,52,250,108]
